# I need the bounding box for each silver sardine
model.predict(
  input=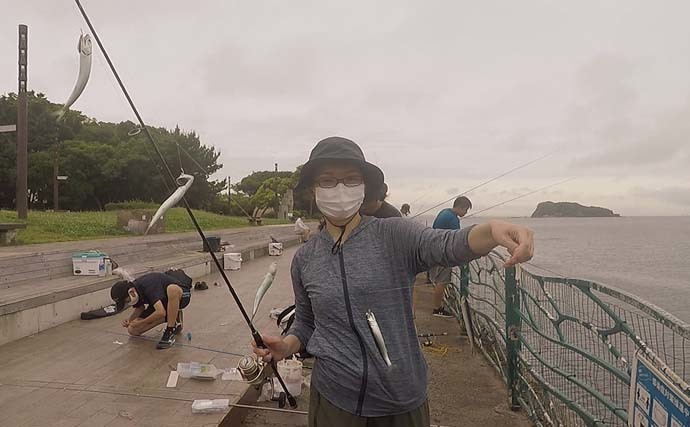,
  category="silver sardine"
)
[146,173,194,234]
[57,34,92,120]
[251,262,278,321]
[366,309,392,367]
